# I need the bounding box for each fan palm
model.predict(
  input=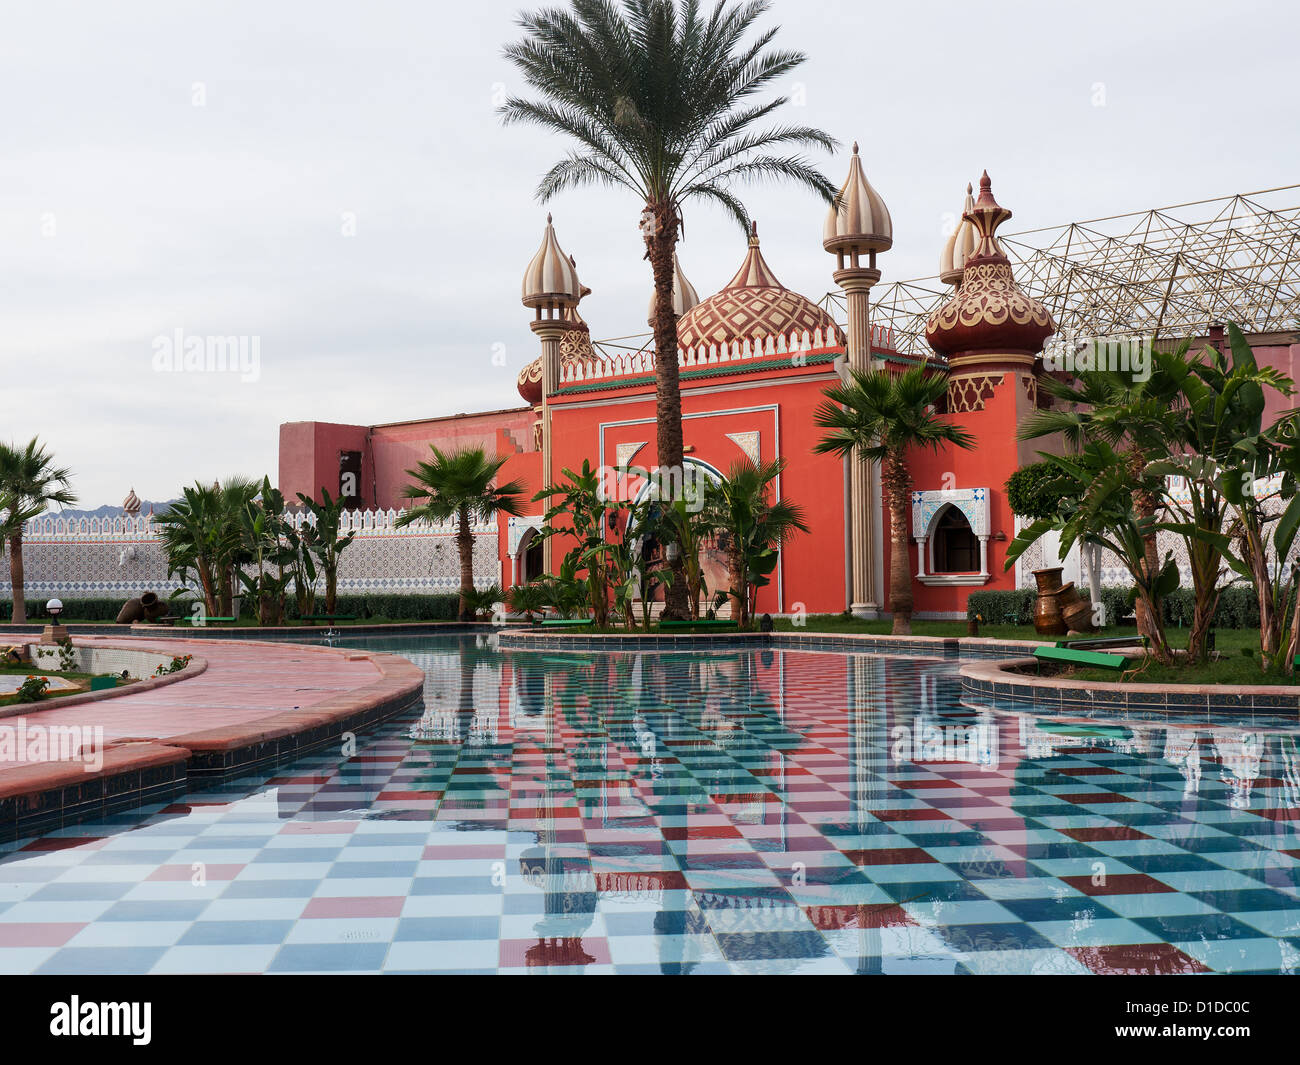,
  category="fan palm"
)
[153,477,258,617]
[501,0,838,617]
[815,366,974,635]
[396,447,527,620]
[0,438,77,624]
